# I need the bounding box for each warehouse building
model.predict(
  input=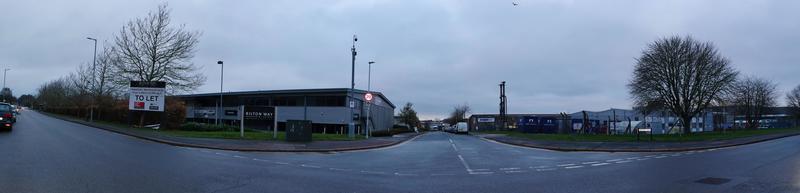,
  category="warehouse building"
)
[177,88,395,134]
